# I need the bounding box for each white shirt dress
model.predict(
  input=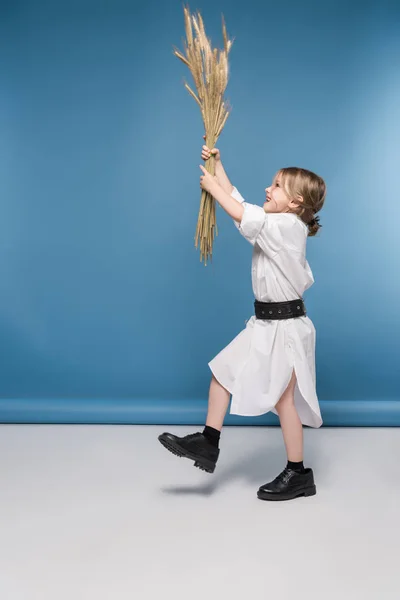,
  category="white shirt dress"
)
[208,188,322,428]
